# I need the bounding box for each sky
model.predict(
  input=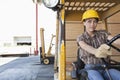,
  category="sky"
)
[0,0,56,49]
